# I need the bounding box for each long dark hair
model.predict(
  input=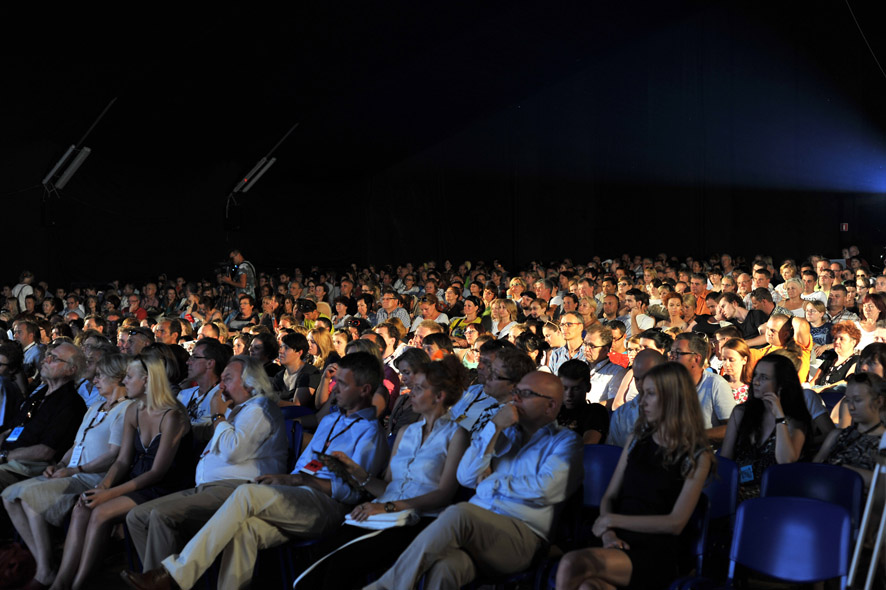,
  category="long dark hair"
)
[739,354,811,445]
